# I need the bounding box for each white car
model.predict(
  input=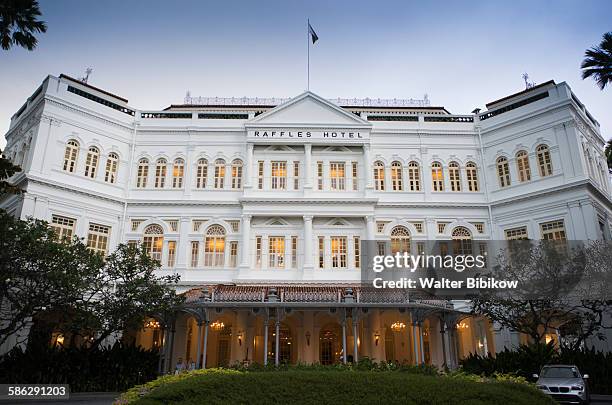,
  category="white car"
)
[534,365,590,404]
